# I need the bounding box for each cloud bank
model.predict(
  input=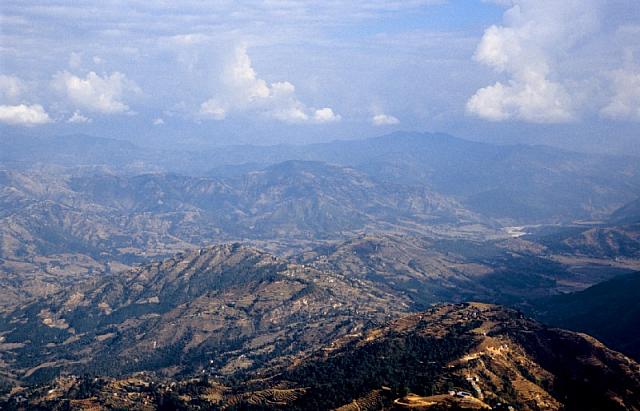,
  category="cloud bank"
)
[467,0,640,124]
[467,0,601,123]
